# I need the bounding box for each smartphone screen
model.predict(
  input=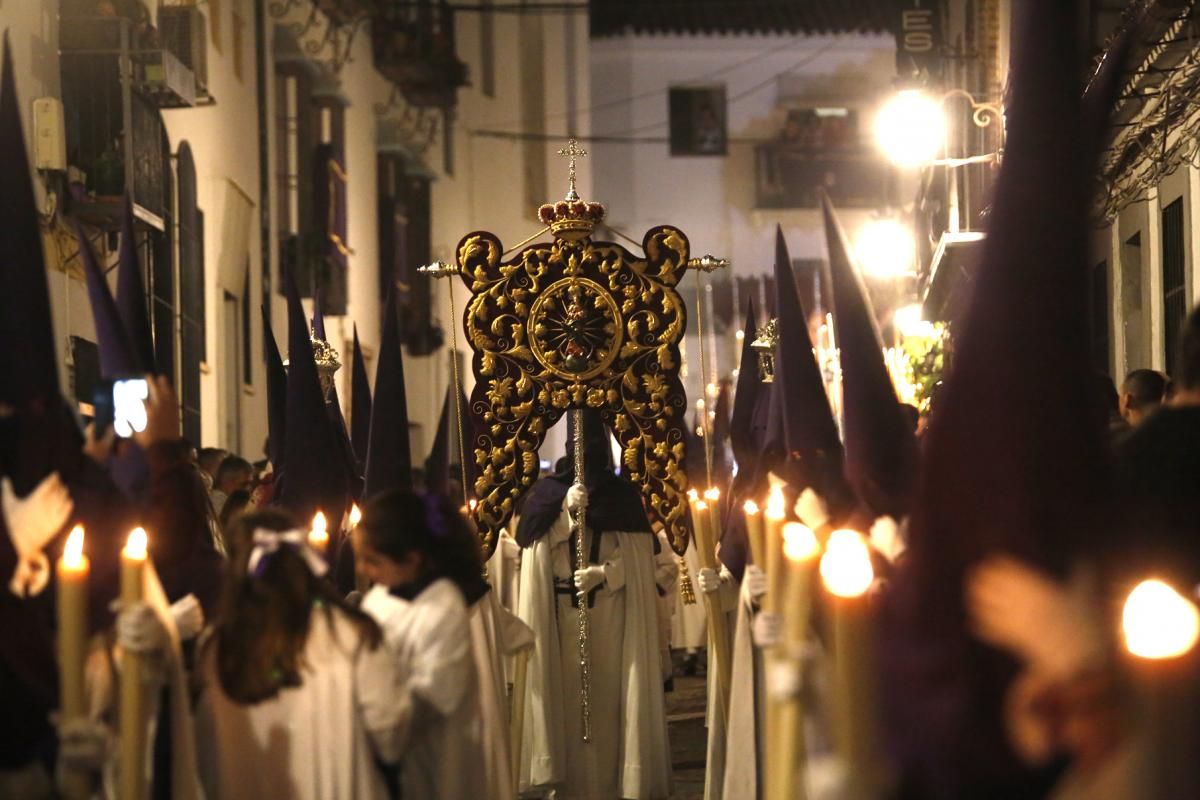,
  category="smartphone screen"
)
[113,378,149,438]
